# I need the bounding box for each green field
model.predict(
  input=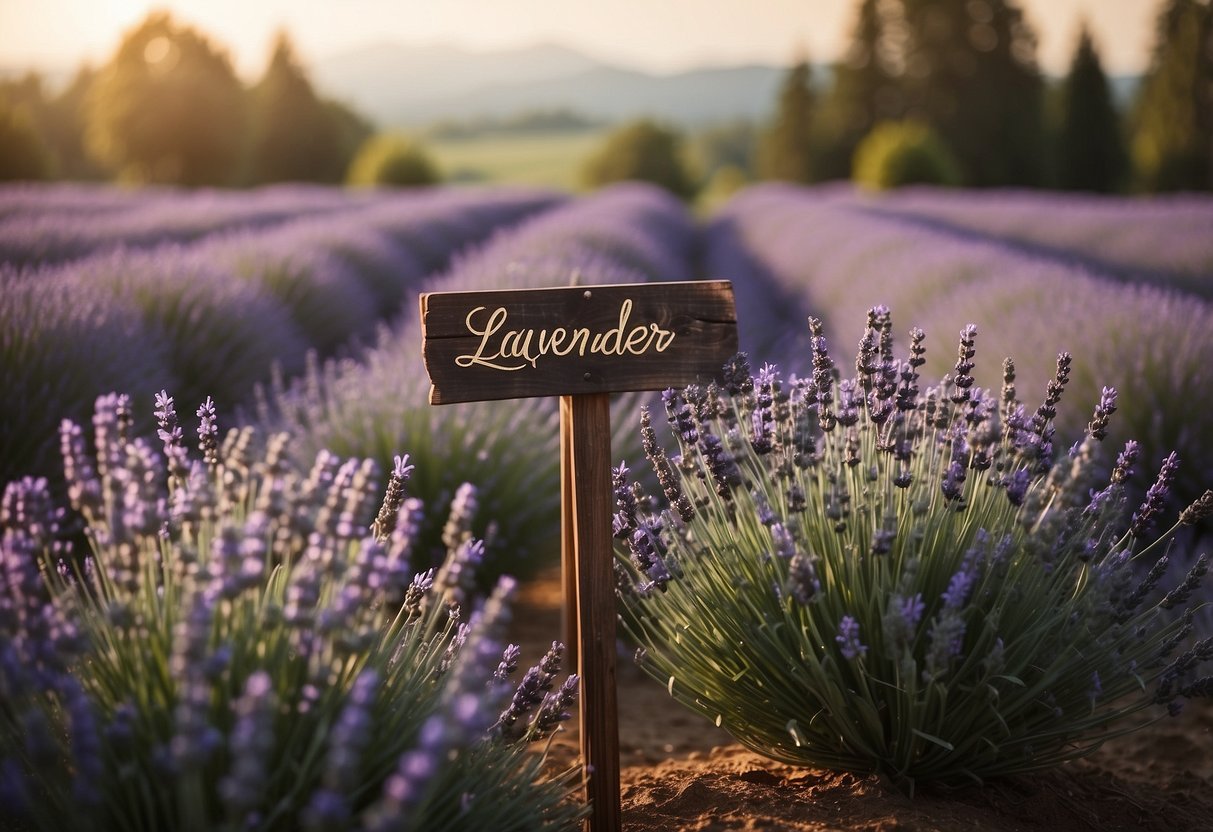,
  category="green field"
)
[426,129,610,191]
